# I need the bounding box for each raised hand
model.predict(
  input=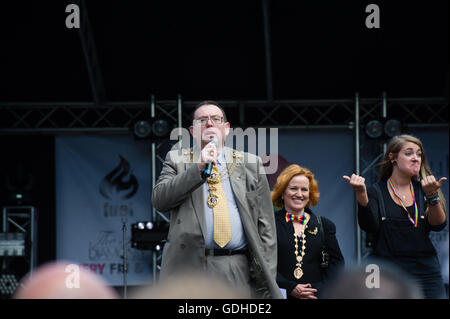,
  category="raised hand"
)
[197,140,218,171]
[343,174,366,192]
[343,174,369,206]
[421,175,447,198]
[421,175,447,225]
